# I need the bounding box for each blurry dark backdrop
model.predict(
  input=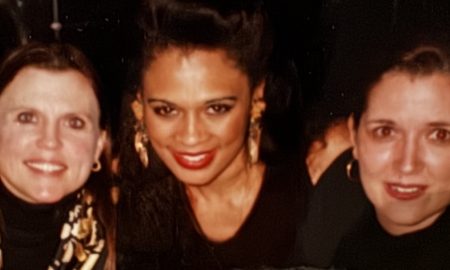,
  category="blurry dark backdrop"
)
[0,0,138,140]
[0,0,325,149]
[3,0,450,146]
